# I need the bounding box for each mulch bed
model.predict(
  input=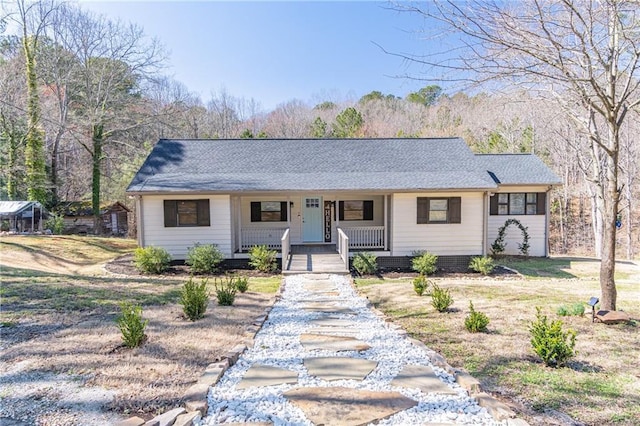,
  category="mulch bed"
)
[107,254,518,280]
[105,254,277,278]
[355,265,519,280]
